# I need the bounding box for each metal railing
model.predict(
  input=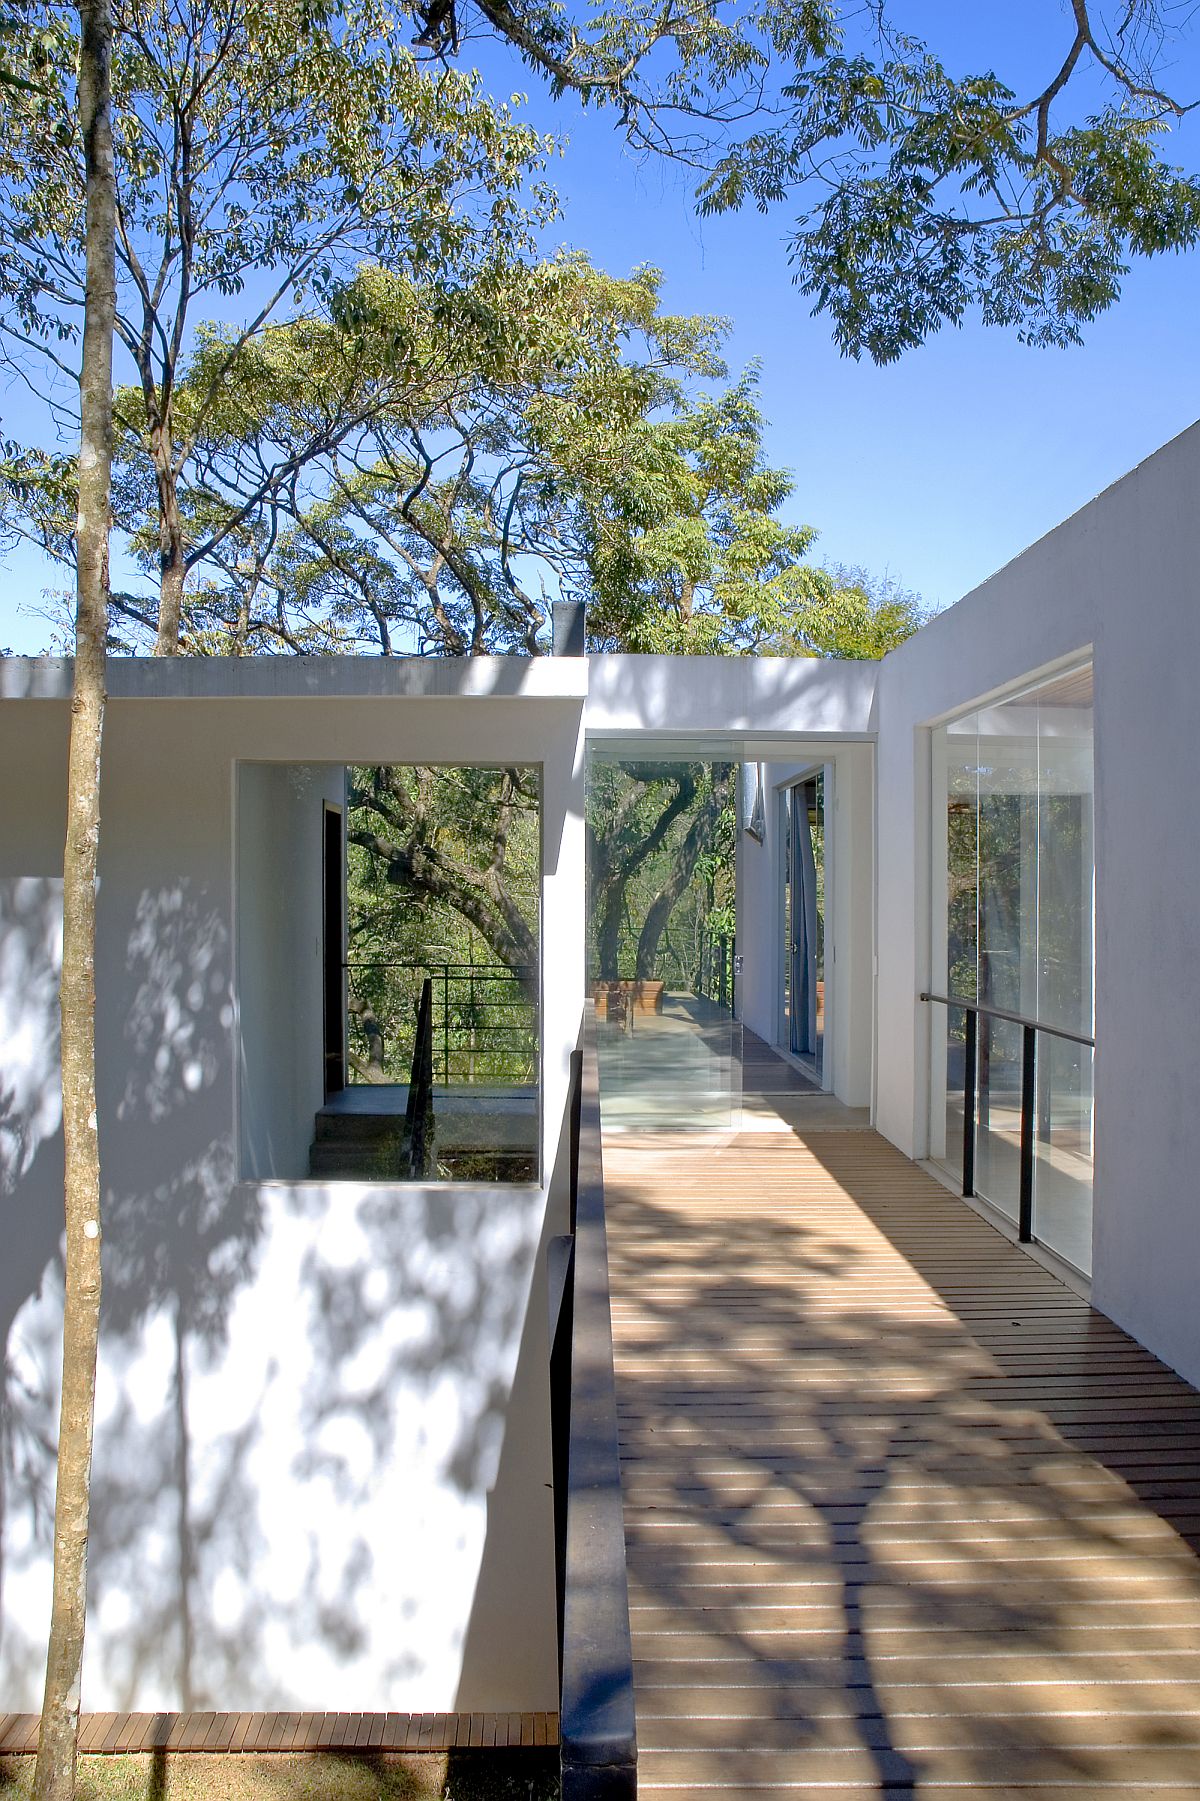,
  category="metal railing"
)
[695,929,736,1014]
[399,977,436,1179]
[922,992,1094,1244]
[549,1005,637,1799]
[344,960,536,1086]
